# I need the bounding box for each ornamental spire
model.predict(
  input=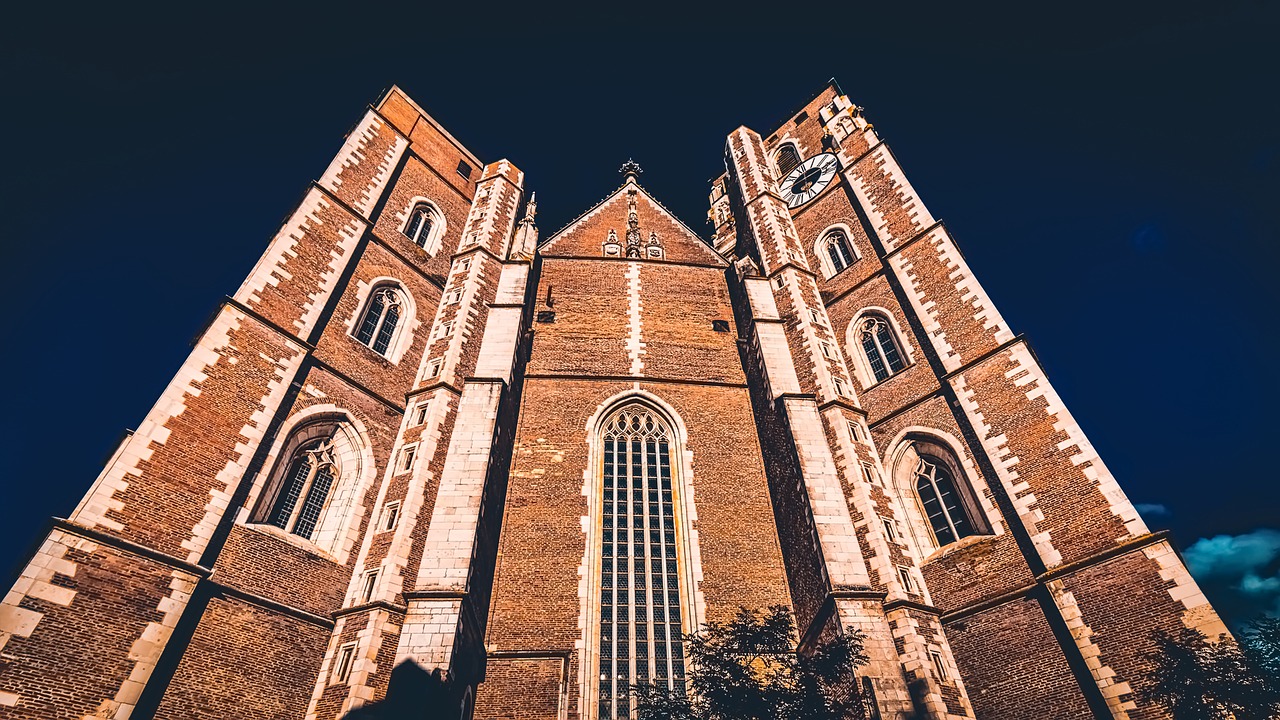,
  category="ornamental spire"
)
[619,159,643,183]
